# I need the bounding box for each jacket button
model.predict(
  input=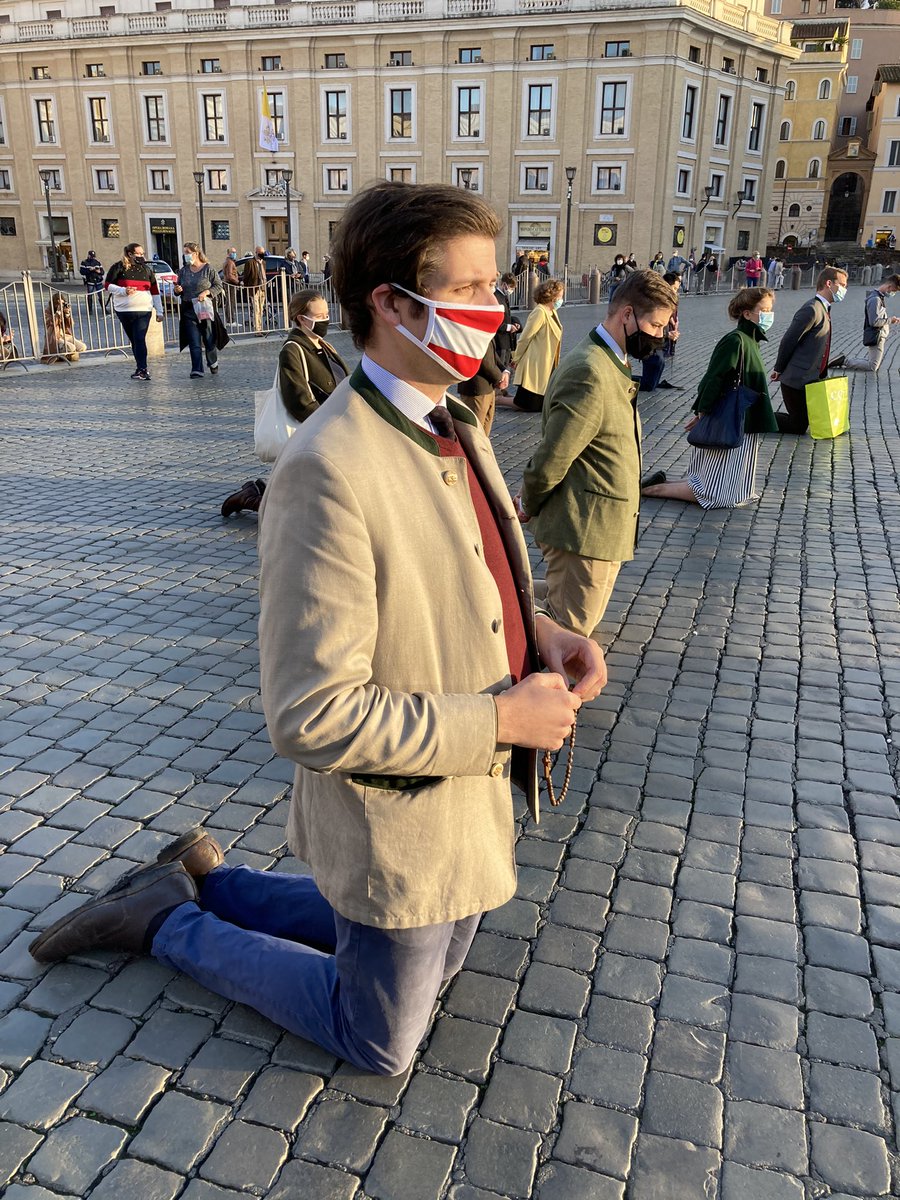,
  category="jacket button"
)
[489,762,504,778]
[491,618,501,633]
[442,471,458,486]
